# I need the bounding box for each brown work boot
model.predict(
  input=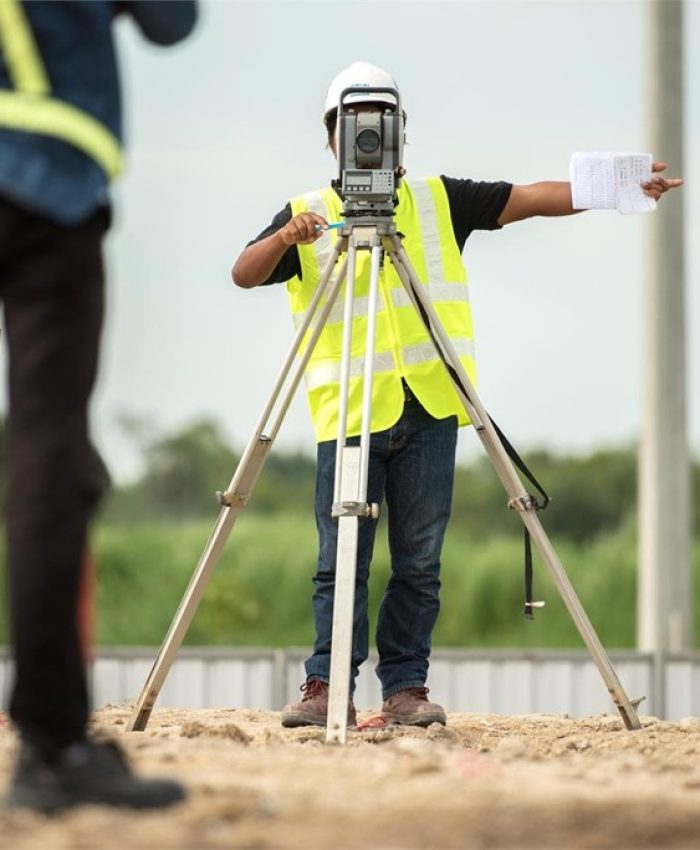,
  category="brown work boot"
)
[381,687,446,727]
[281,678,357,728]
